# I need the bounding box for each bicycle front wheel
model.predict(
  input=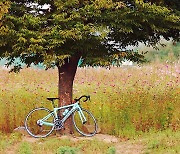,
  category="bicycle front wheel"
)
[73,108,97,137]
[25,108,55,138]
